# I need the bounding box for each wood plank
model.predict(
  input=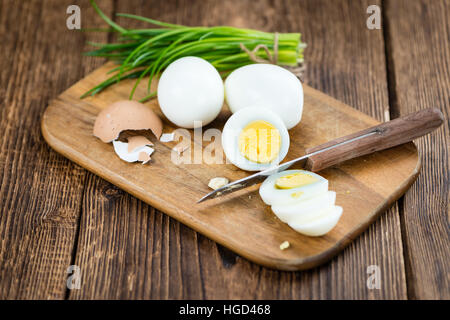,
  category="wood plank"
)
[67,0,408,298]
[0,0,111,299]
[384,0,449,299]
